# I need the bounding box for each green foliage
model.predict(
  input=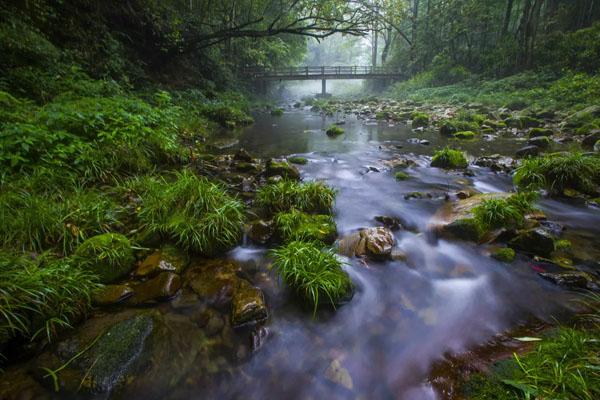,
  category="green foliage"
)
[431,147,468,169]
[514,153,600,195]
[395,171,411,180]
[0,252,99,344]
[453,131,477,139]
[270,241,352,314]
[411,112,429,127]
[491,247,516,263]
[473,192,537,232]
[136,170,245,254]
[466,327,600,400]
[287,156,308,165]
[326,125,344,136]
[256,180,336,214]
[75,233,134,284]
[274,210,336,244]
